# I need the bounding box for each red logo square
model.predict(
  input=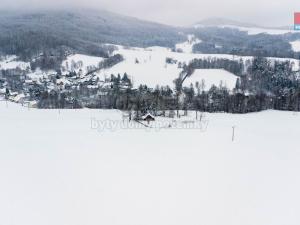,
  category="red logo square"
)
[295,12,300,24]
